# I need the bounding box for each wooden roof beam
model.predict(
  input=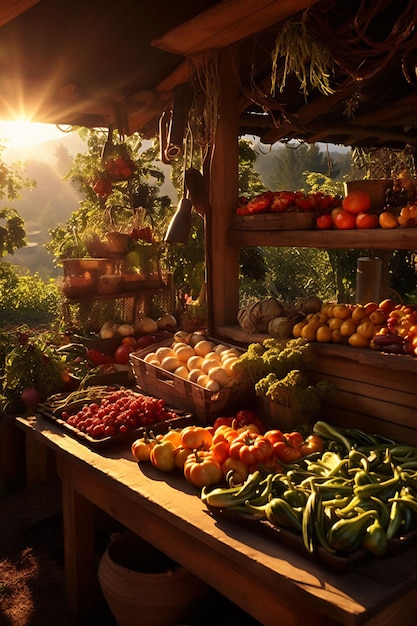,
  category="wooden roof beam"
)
[0,0,40,27]
[125,59,193,135]
[152,0,320,56]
